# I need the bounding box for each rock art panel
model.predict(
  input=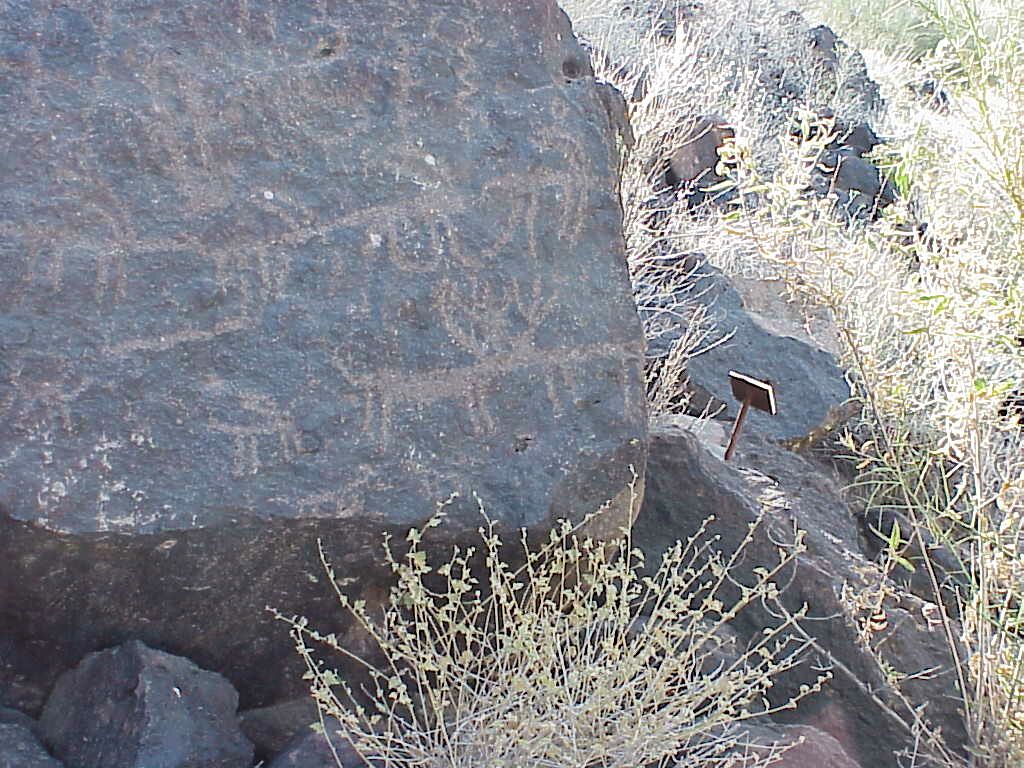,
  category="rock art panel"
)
[0,0,646,709]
